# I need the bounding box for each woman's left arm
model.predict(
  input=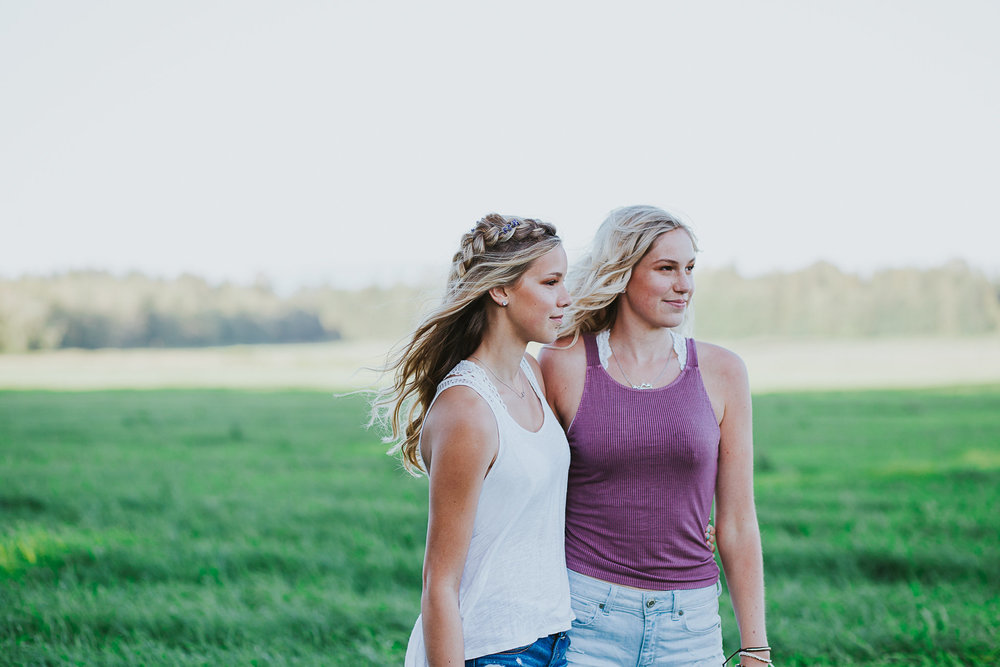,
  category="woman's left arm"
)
[704,344,769,665]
